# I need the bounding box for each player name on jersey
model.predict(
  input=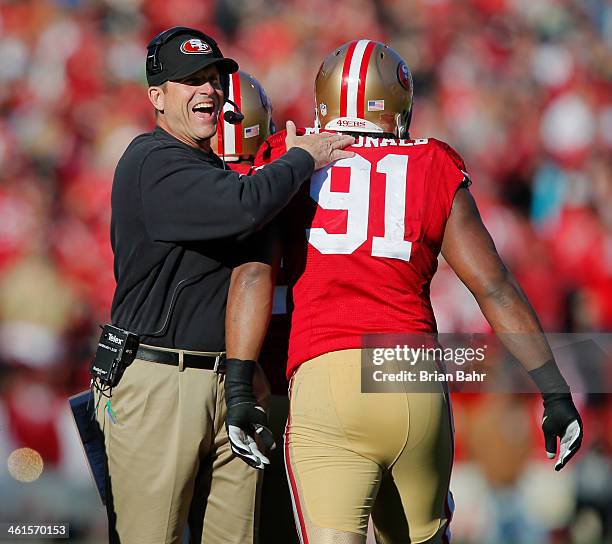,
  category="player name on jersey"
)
[304,127,428,148]
[352,137,429,148]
